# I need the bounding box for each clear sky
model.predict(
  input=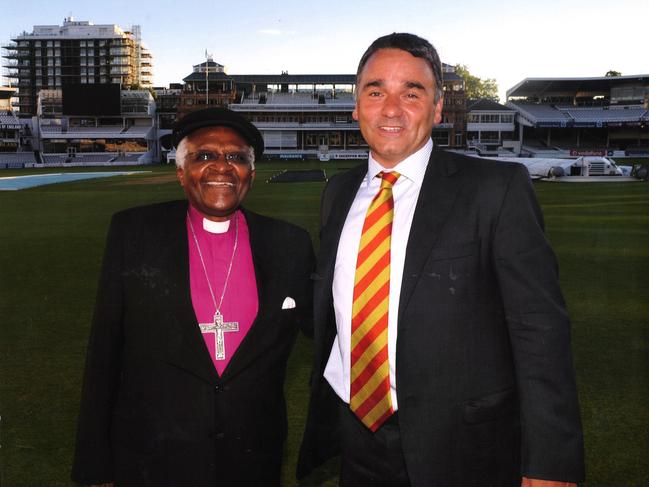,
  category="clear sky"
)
[3,0,648,101]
